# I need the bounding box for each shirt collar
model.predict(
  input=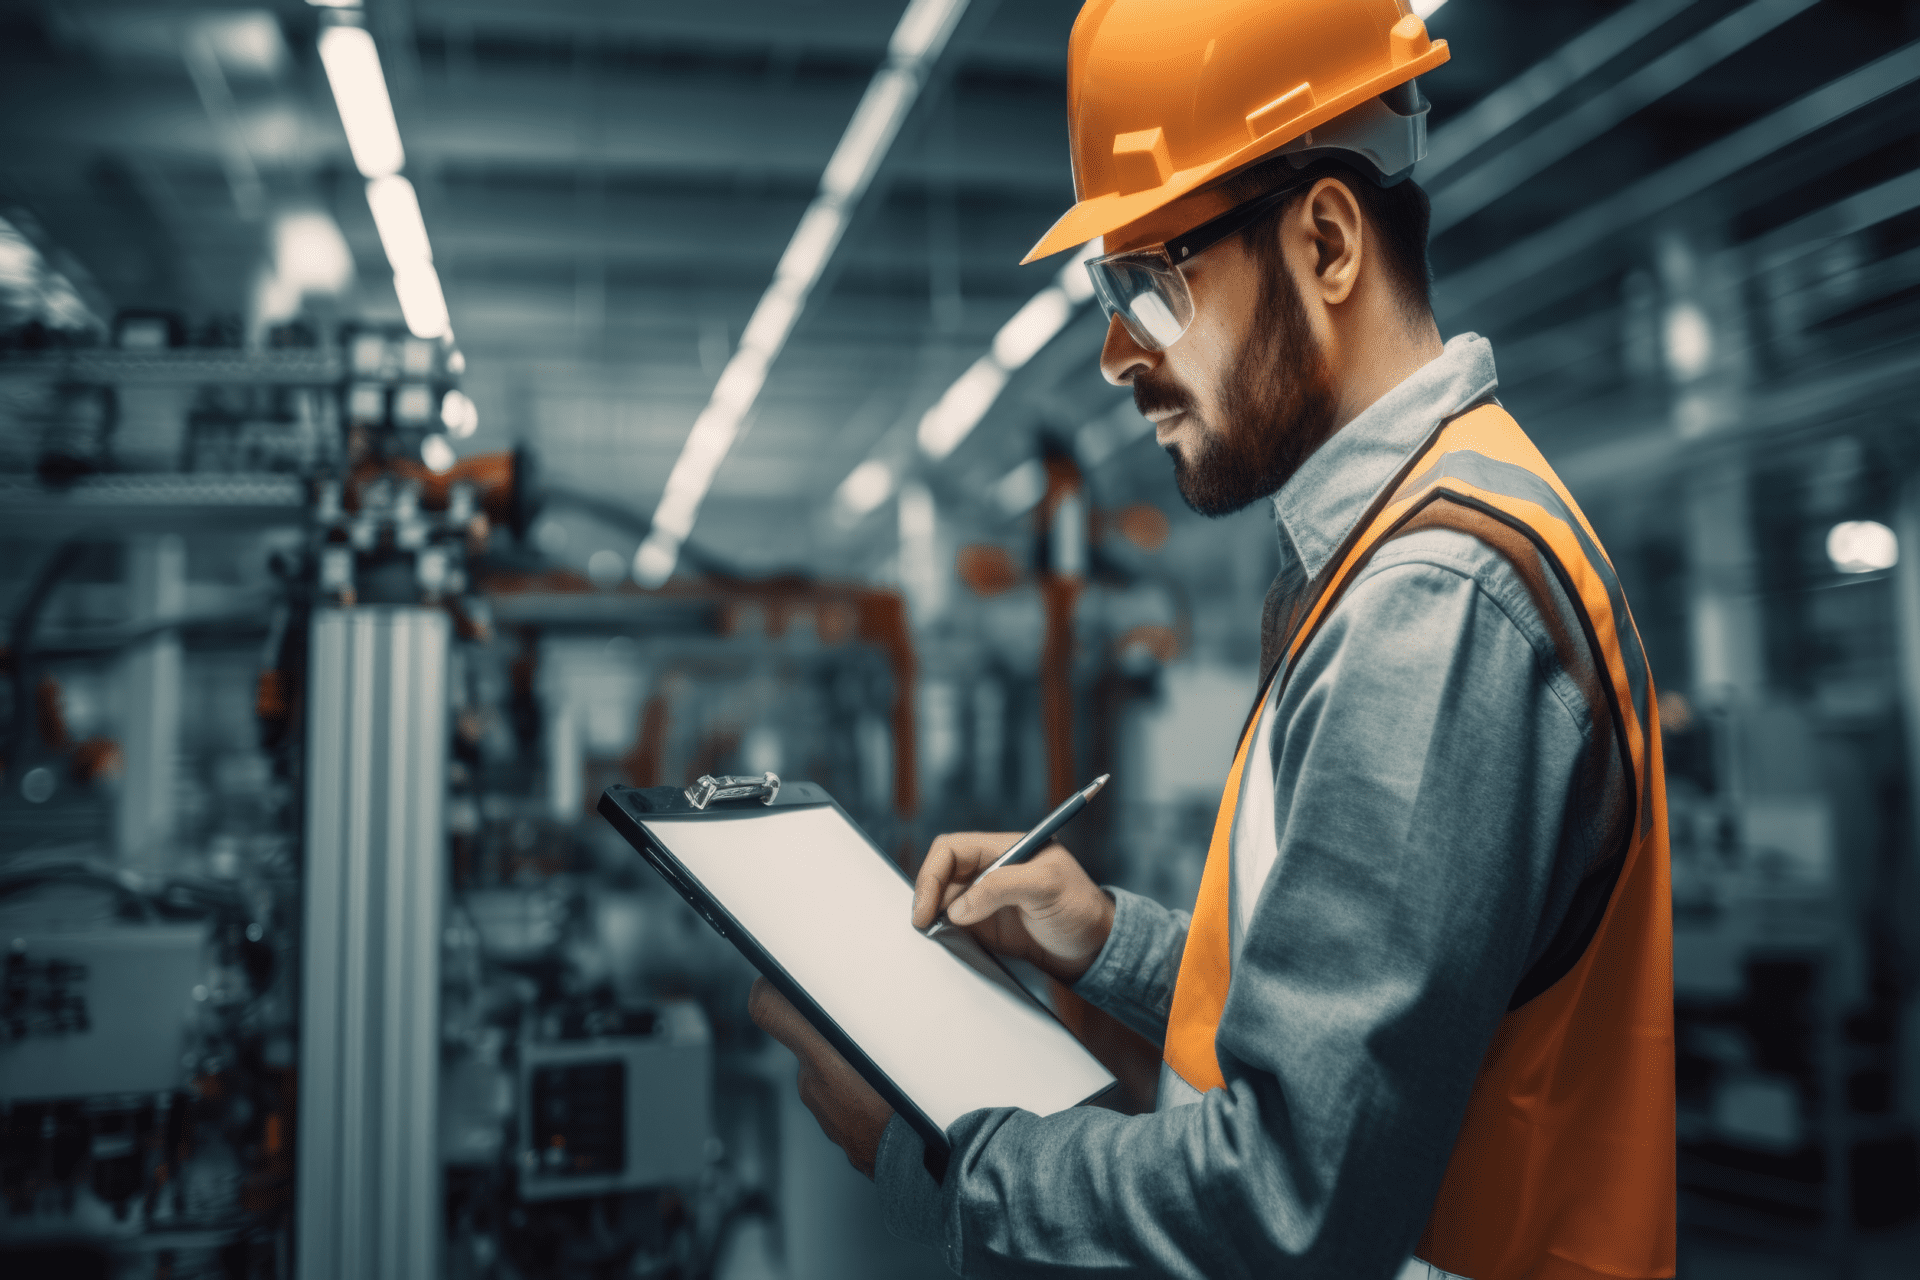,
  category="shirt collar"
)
[1270,333,1499,583]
